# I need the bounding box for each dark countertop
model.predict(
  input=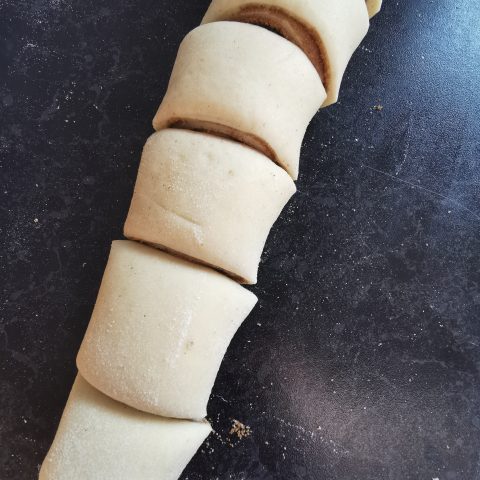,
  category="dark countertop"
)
[1,1,479,479]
